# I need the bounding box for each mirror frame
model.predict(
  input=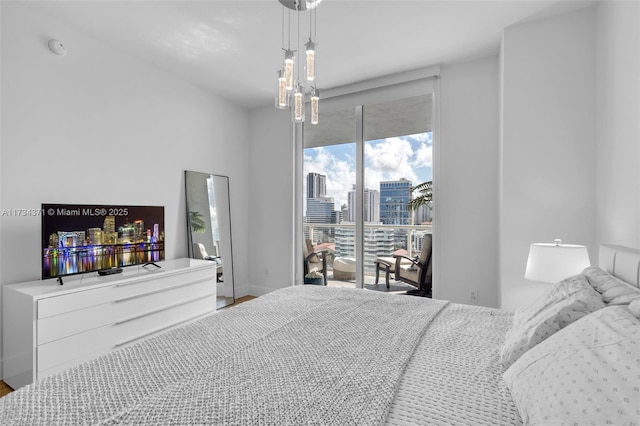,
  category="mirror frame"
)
[185,170,235,309]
